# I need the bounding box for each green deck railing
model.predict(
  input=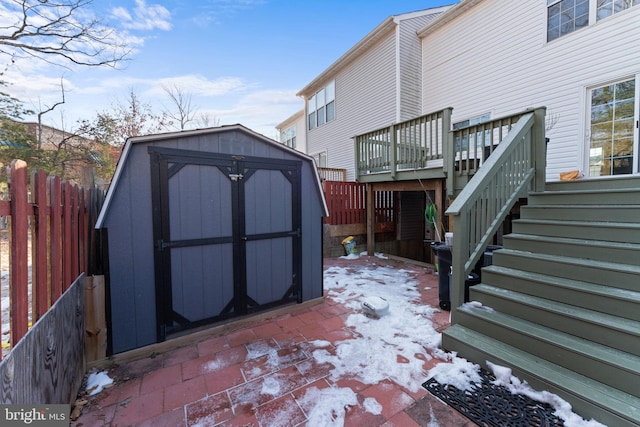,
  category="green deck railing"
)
[445,107,547,323]
[355,108,452,180]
